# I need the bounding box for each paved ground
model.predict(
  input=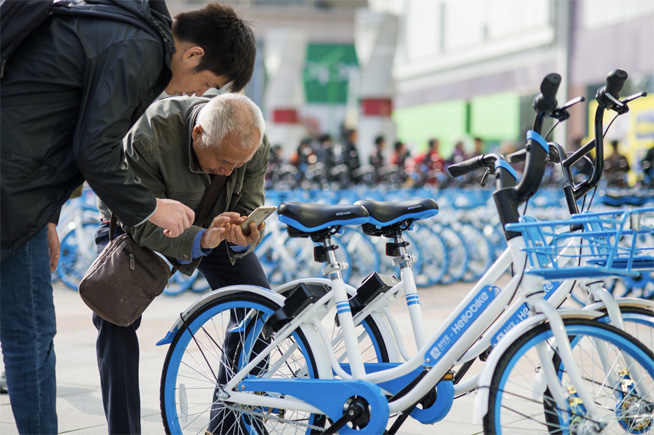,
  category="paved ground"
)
[0,281,487,435]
